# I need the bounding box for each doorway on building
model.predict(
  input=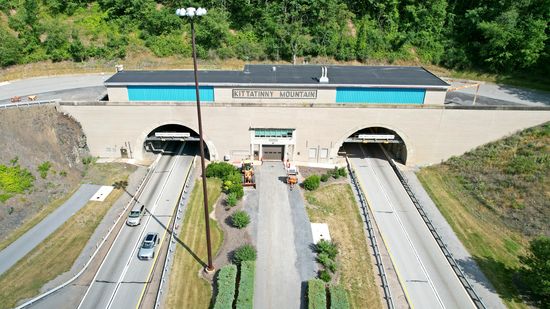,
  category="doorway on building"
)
[262,145,284,161]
